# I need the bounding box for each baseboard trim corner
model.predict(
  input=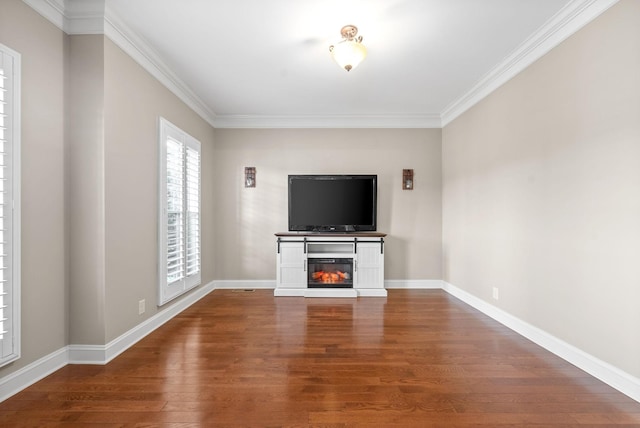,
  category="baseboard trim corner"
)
[0,347,69,402]
[69,280,216,365]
